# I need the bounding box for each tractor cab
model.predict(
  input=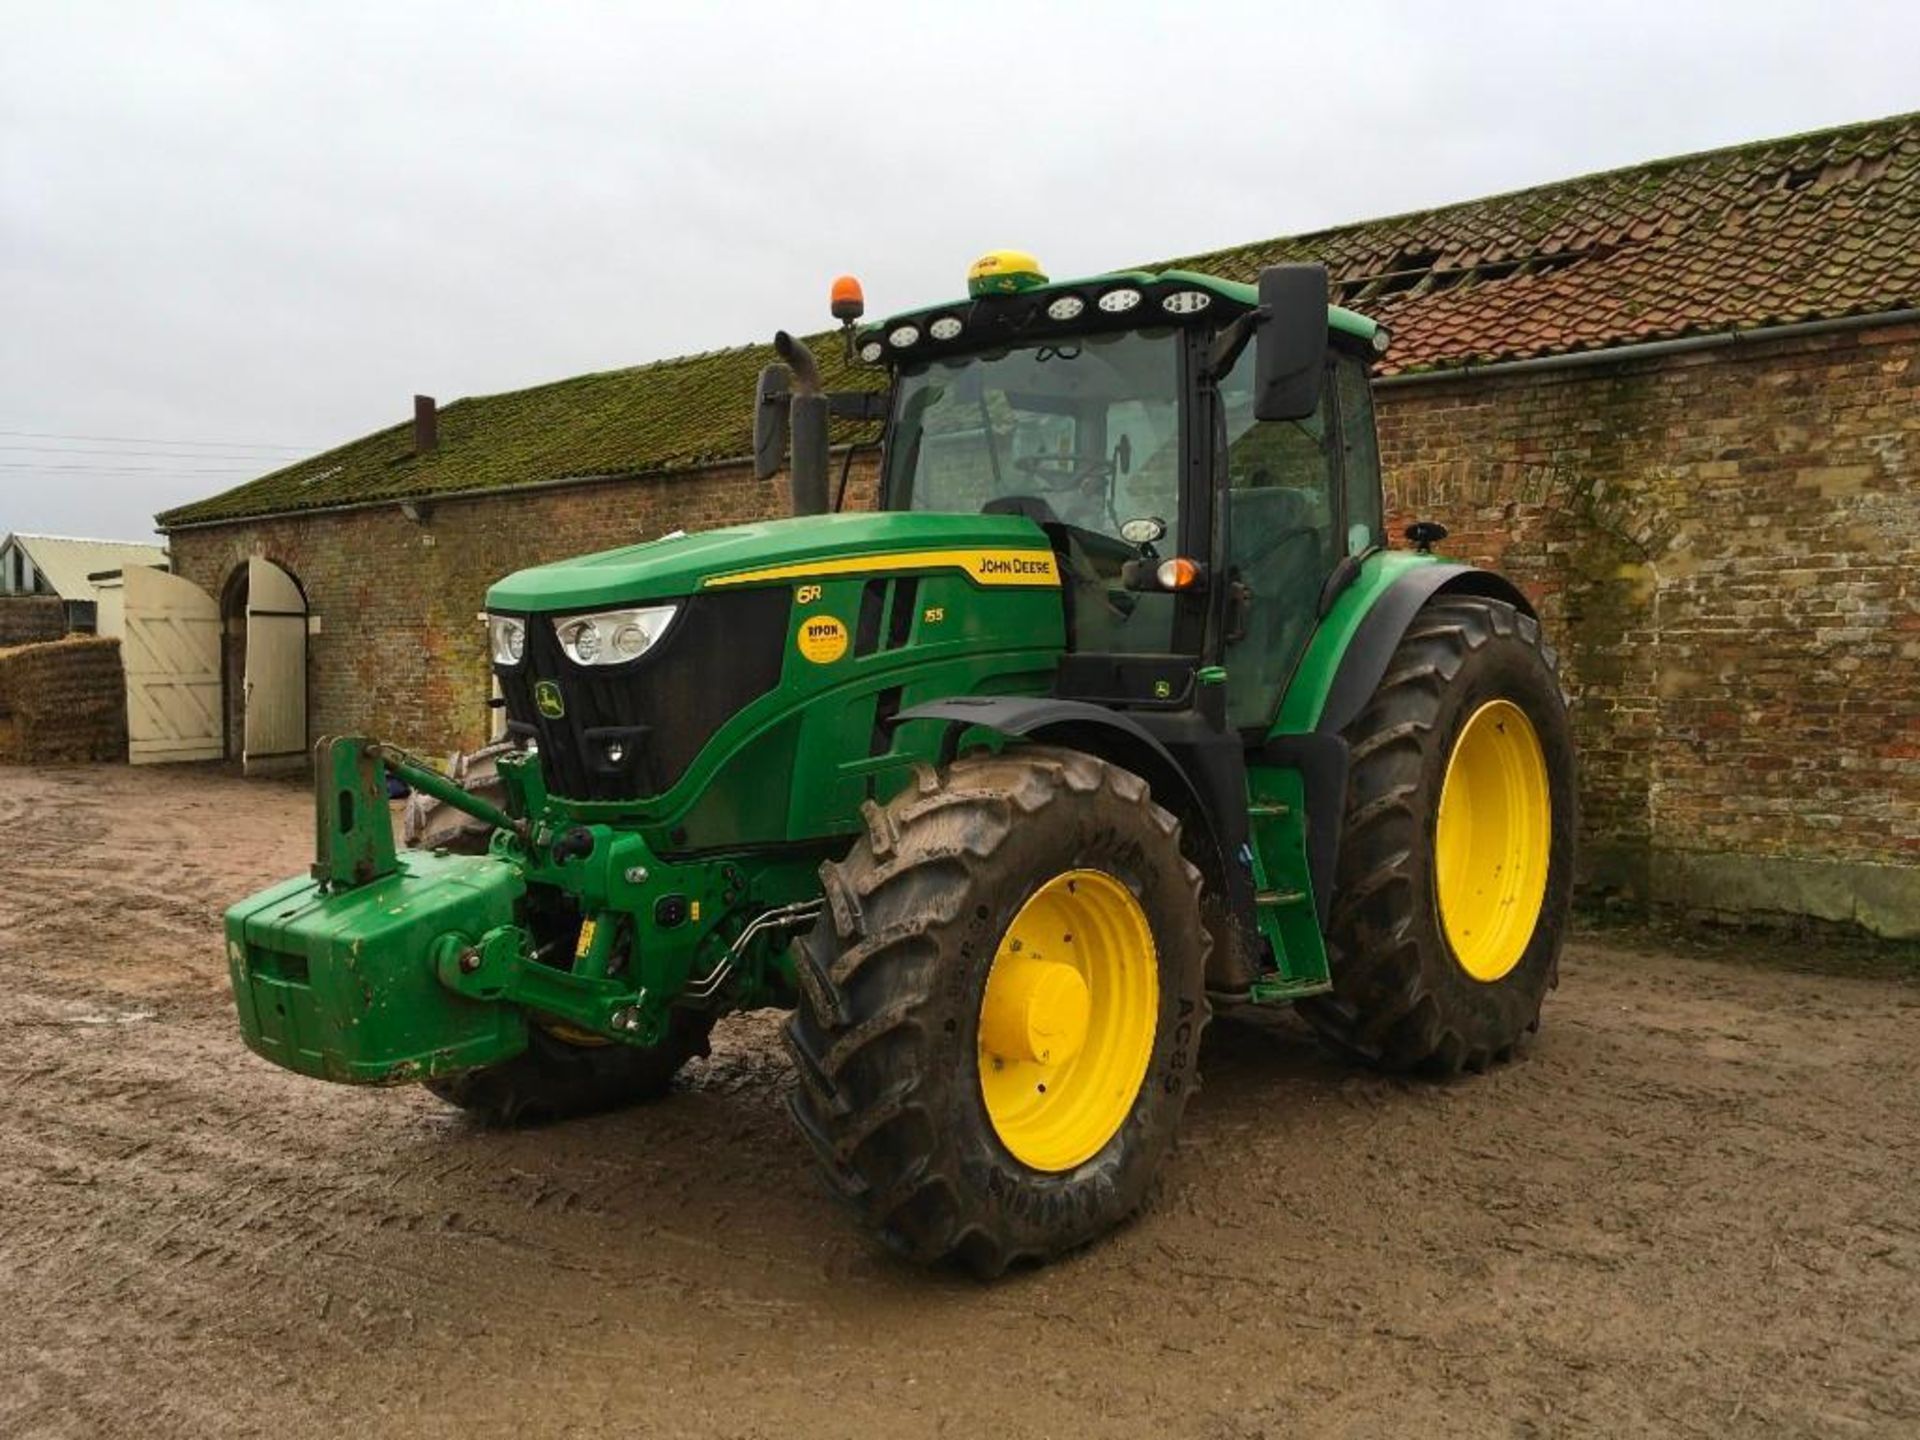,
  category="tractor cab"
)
[763,252,1392,734]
